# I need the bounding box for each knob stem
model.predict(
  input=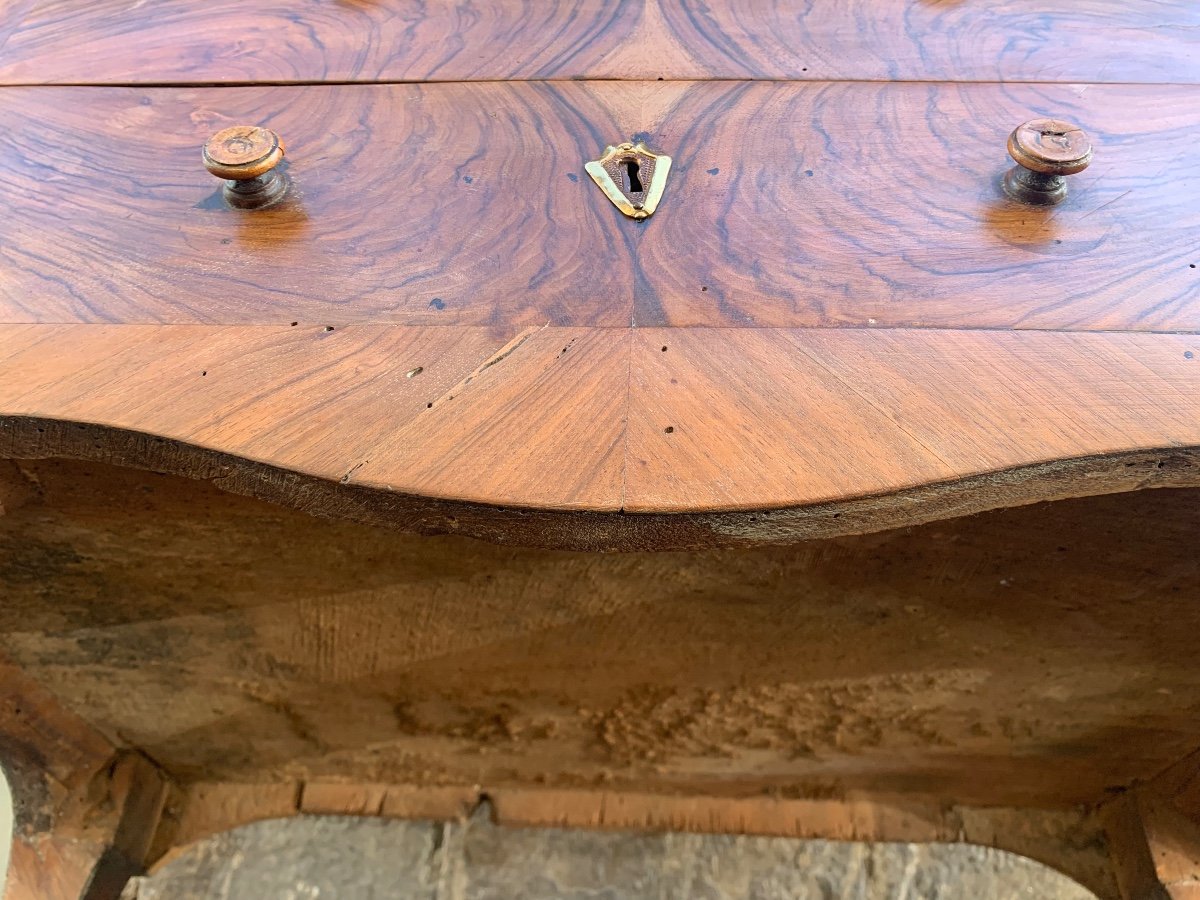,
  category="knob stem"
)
[223,169,288,209]
[1003,167,1069,206]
